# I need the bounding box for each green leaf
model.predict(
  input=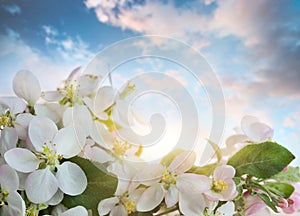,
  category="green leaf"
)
[62,157,118,216]
[257,193,279,213]
[271,166,300,182]
[265,182,295,199]
[227,142,295,179]
[187,163,218,176]
[161,149,184,167]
